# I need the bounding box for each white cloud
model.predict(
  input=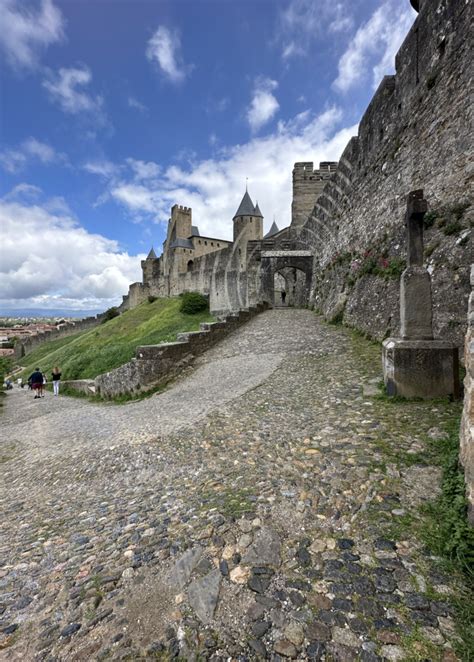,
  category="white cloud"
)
[0,0,64,70]
[333,2,416,93]
[3,183,42,201]
[146,26,190,84]
[126,158,161,180]
[0,190,143,311]
[83,160,119,179]
[279,0,353,60]
[247,78,280,133]
[95,106,356,242]
[43,65,103,114]
[0,137,65,173]
[128,96,147,112]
